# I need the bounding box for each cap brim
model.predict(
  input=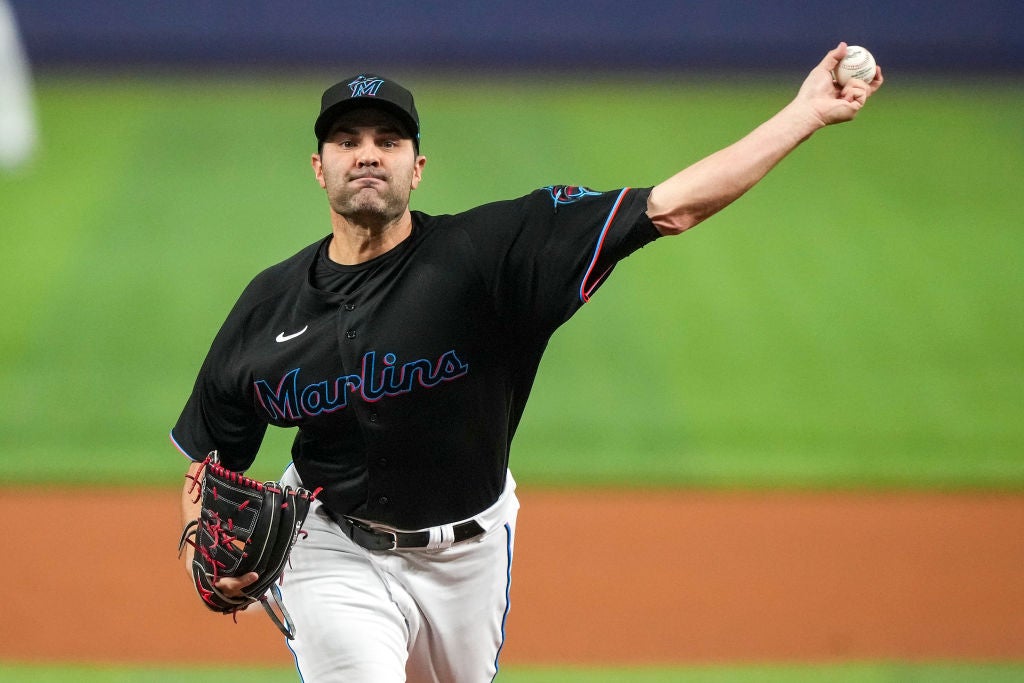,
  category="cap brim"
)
[314,99,419,146]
